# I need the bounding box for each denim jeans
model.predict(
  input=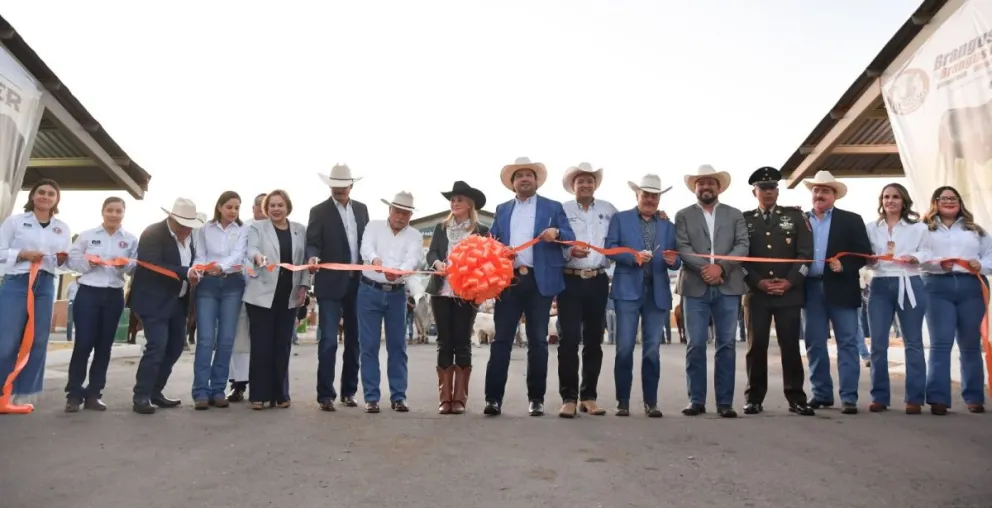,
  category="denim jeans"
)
[65,285,125,401]
[614,286,667,405]
[357,282,408,403]
[0,272,56,400]
[855,308,870,361]
[923,273,987,407]
[868,276,927,406]
[803,279,860,404]
[683,287,740,406]
[192,275,245,401]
